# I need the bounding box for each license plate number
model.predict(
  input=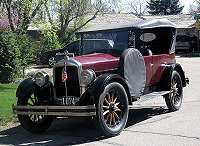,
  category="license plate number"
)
[64,96,76,105]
